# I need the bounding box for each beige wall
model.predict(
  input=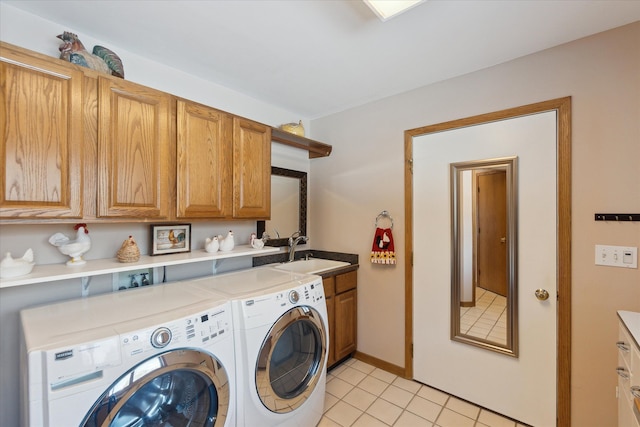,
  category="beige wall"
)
[310,22,640,426]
